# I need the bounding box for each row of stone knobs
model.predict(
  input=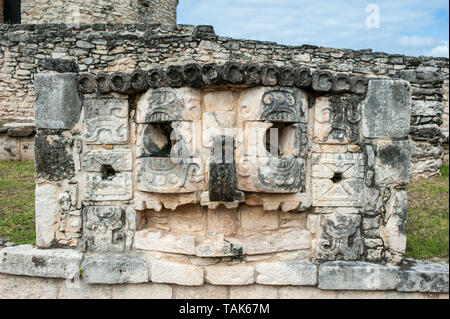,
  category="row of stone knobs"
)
[77,62,368,95]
